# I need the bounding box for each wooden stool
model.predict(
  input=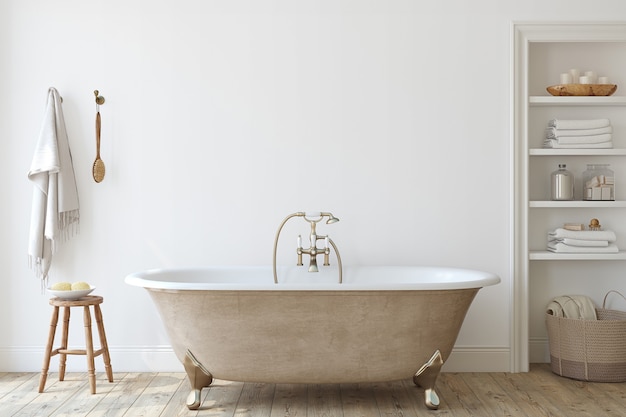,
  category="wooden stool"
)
[39,295,113,394]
